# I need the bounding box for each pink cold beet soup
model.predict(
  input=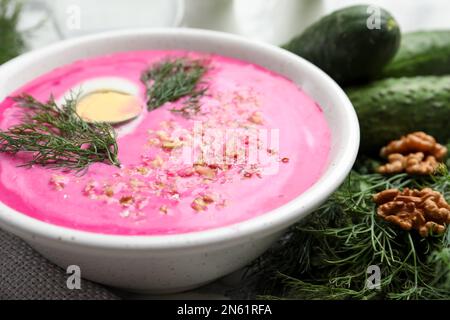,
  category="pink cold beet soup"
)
[0,50,331,236]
